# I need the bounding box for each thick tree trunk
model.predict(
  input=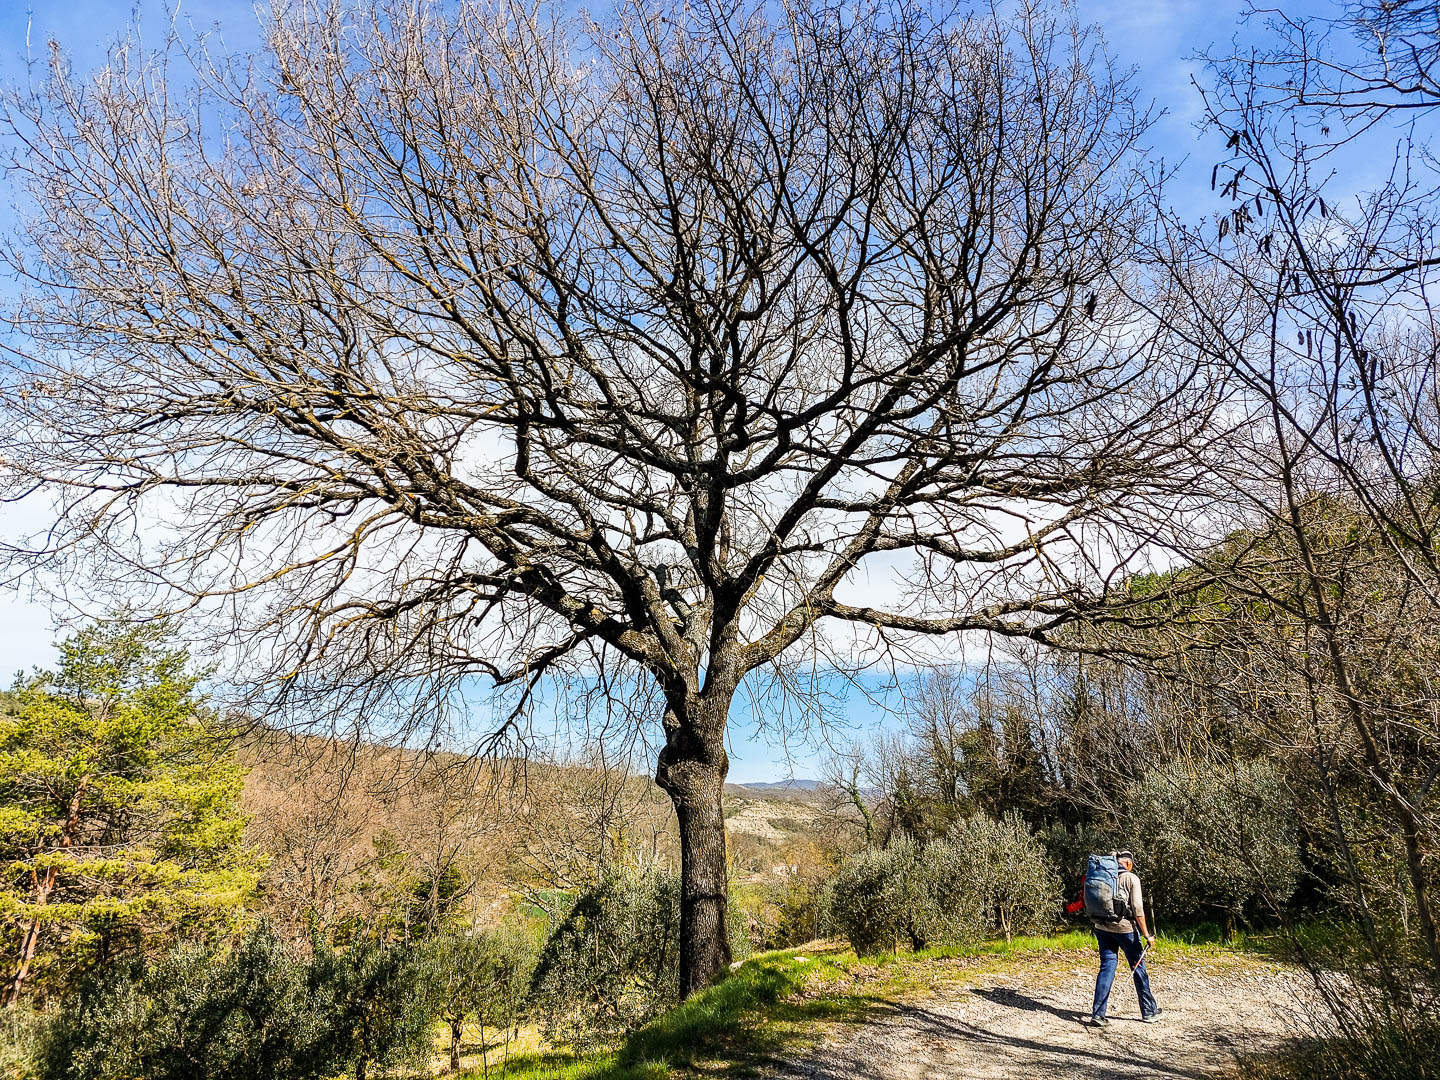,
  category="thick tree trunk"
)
[673,785,731,996]
[655,708,731,998]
